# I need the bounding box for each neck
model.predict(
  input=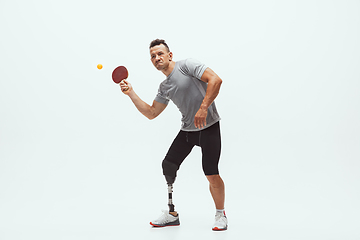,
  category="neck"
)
[162,61,176,77]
